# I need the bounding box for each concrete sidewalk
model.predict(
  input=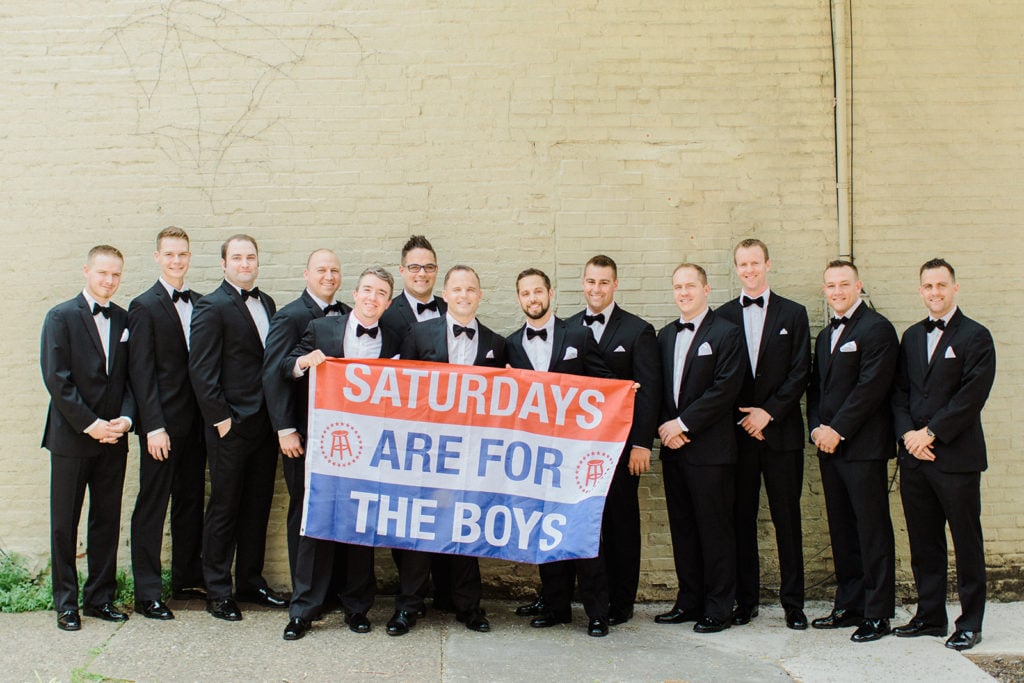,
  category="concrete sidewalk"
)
[4,599,1021,682]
